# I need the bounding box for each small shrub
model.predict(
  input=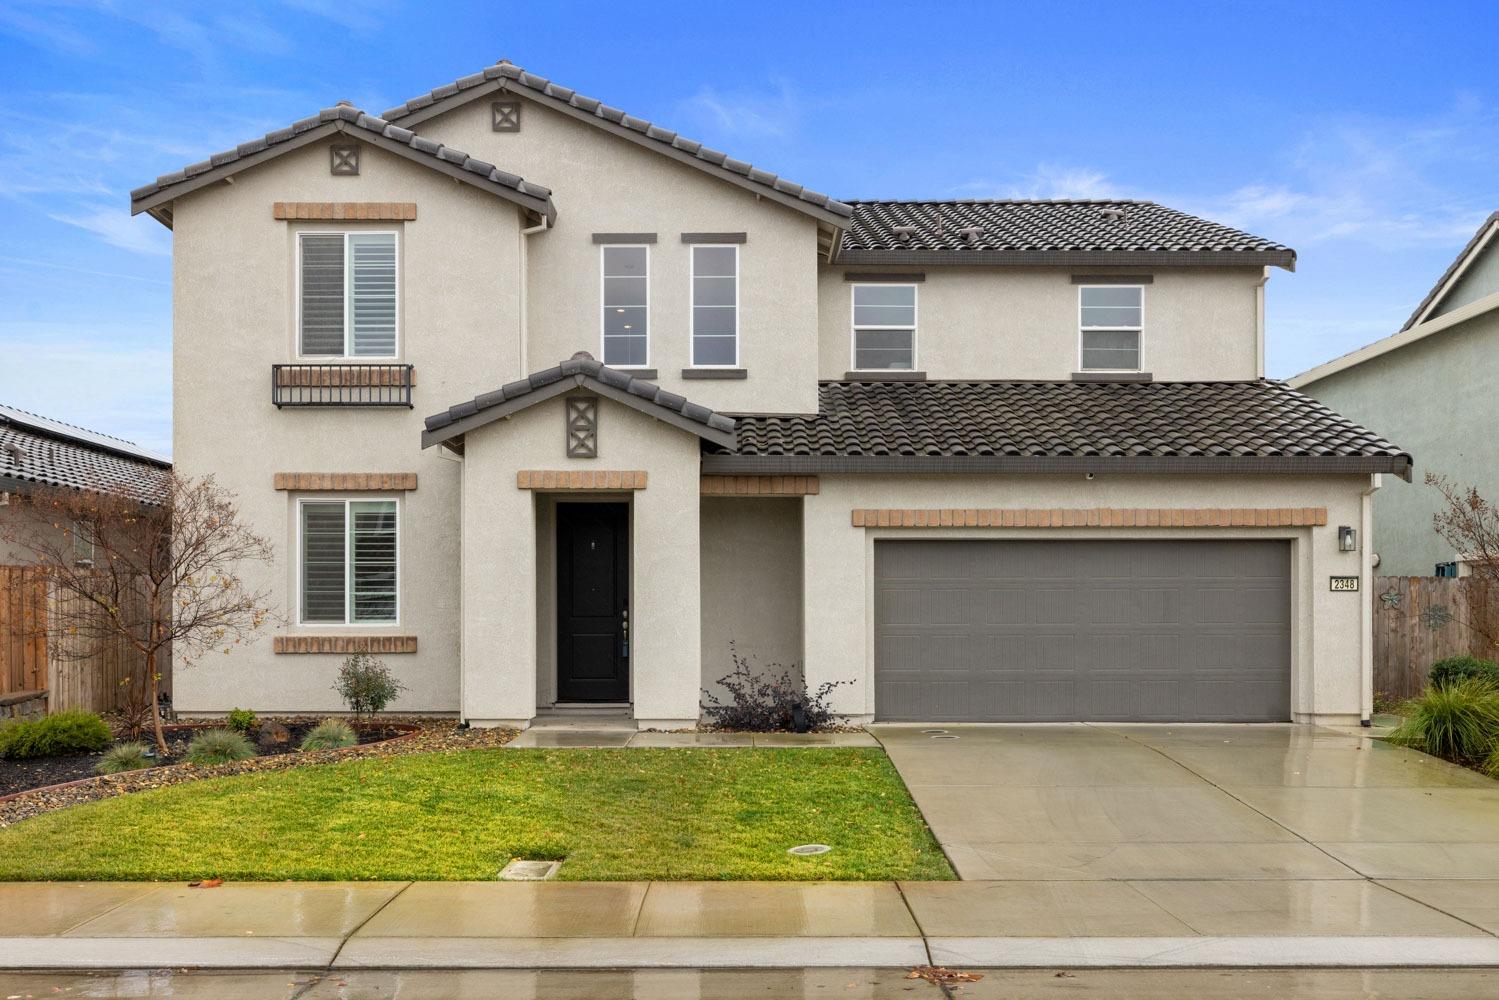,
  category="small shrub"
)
[300,718,357,751]
[226,708,257,733]
[0,710,112,759]
[334,653,406,717]
[701,642,850,733]
[1429,655,1499,690]
[184,728,257,765]
[1388,677,1499,763]
[95,742,153,775]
